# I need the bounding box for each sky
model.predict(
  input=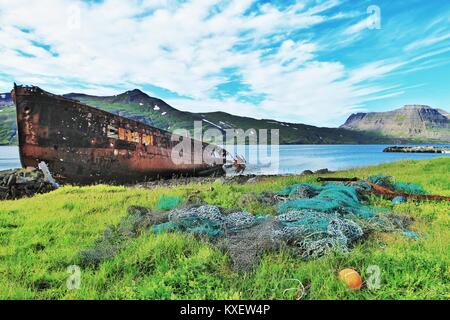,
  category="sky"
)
[0,0,449,126]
